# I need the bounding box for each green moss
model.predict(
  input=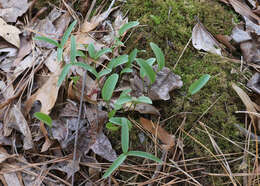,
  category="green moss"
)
[123,0,247,184]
